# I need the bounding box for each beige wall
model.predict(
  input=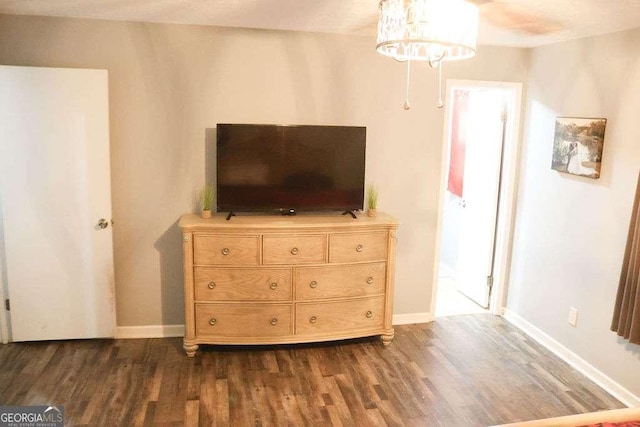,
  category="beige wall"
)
[508,27,640,397]
[0,14,528,327]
